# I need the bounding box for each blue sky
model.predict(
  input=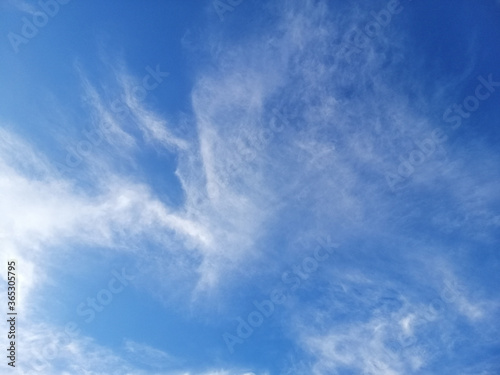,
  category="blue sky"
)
[0,0,499,374]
